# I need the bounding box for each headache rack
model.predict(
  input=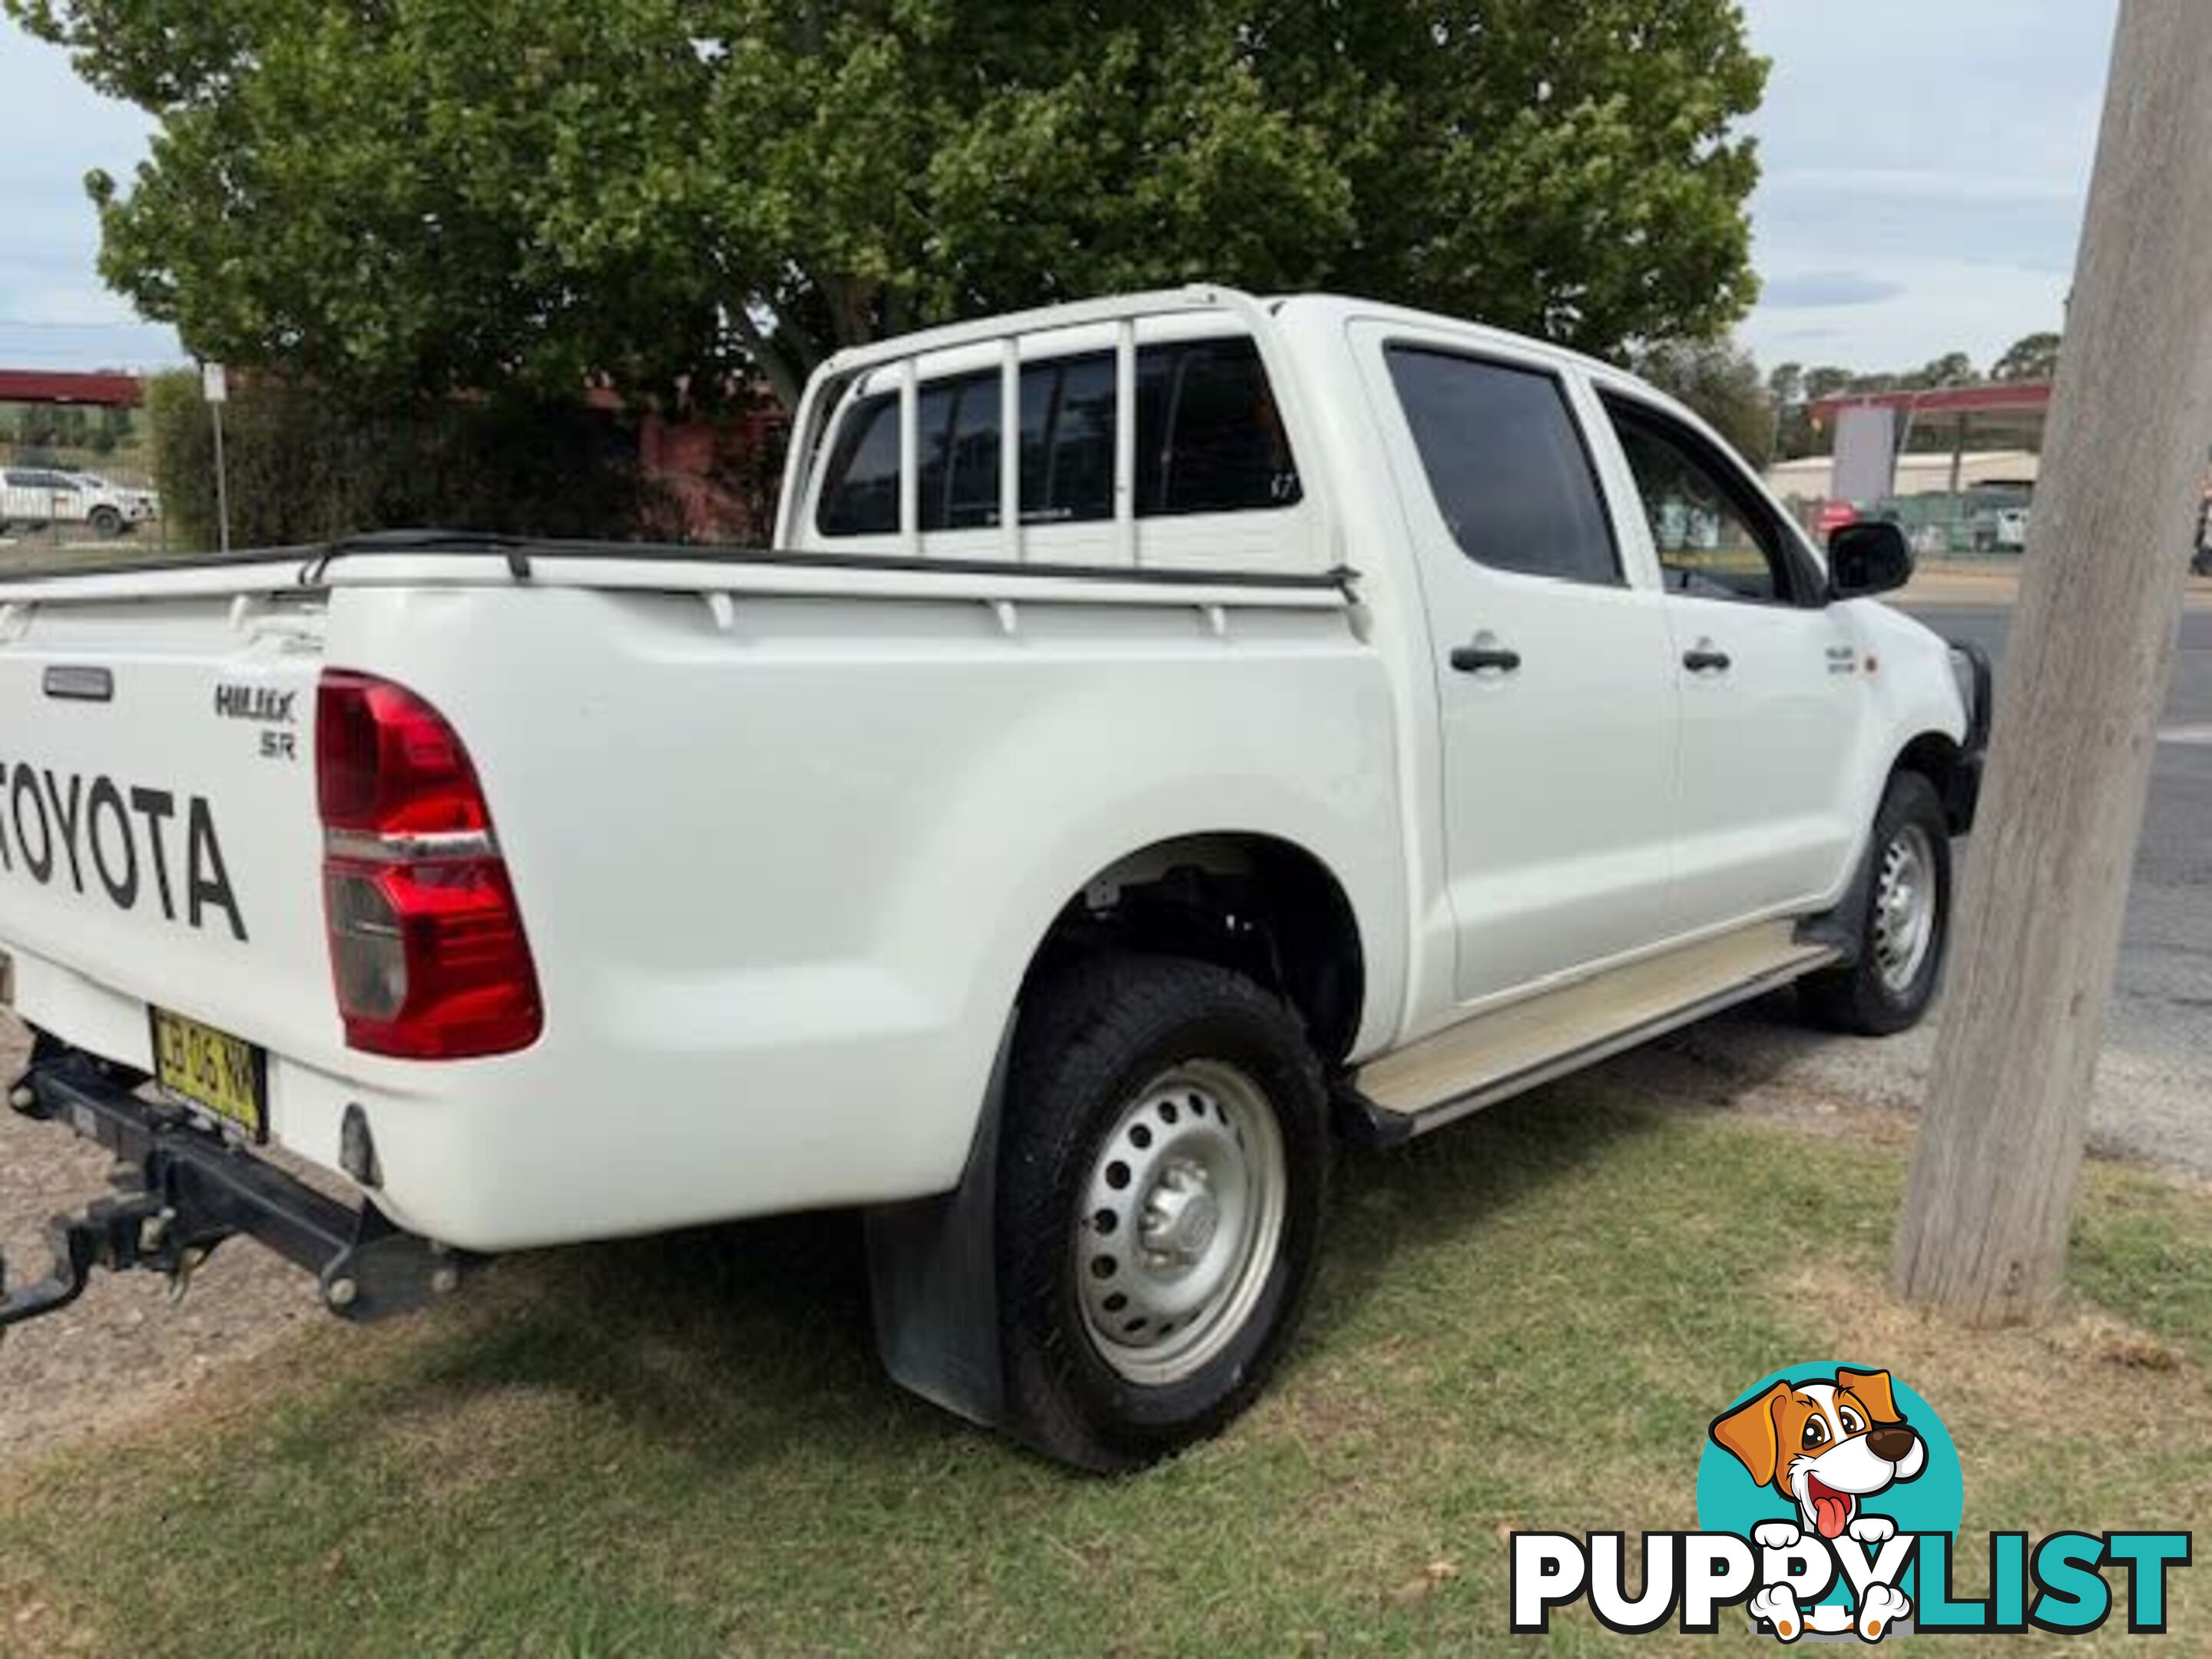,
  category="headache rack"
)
[774,285,1341,576]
